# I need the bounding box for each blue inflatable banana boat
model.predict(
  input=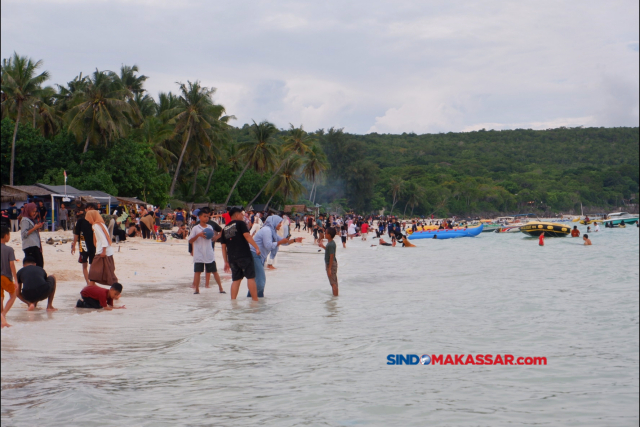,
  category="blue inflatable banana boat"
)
[407,224,483,240]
